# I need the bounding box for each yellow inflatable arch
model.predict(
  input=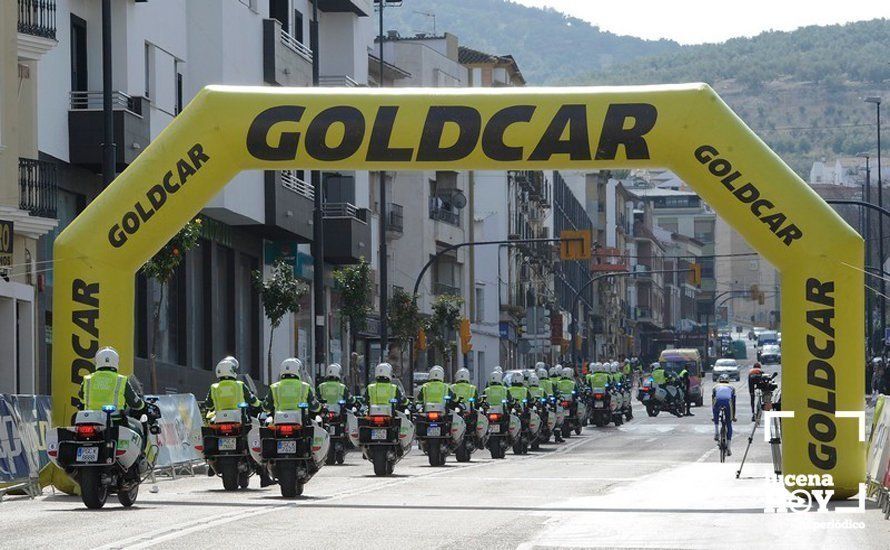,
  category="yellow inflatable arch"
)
[53,84,864,496]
